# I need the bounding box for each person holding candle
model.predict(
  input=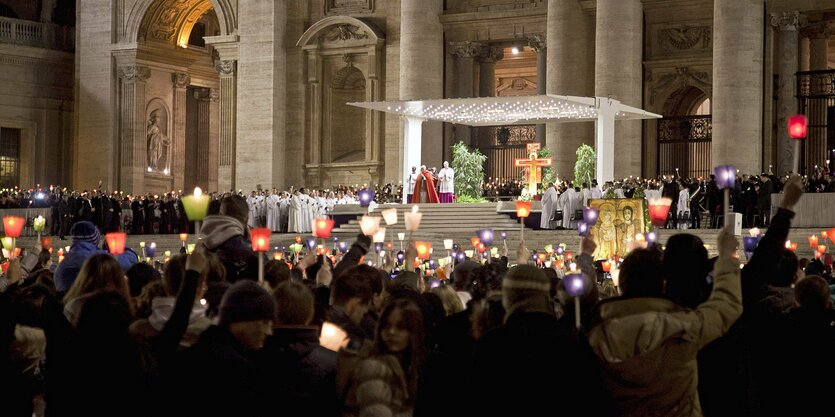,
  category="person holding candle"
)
[53,221,139,299]
[586,225,741,417]
[471,264,615,416]
[199,195,261,283]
